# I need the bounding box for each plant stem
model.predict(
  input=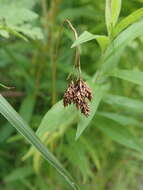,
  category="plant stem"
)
[40,0,49,32]
[65,19,81,78]
[48,0,61,105]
